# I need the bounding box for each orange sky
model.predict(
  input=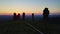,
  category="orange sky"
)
[0,0,60,15]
